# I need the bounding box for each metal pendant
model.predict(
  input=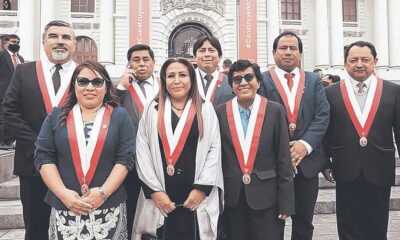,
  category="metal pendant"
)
[359,137,368,147]
[242,173,251,185]
[81,183,89,195]
[289,123,297,132]
[167,164,175,176]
